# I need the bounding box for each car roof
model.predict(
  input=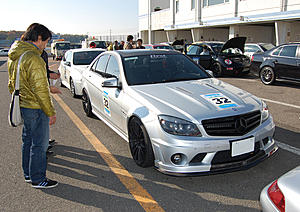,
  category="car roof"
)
[68,48,106,53]
[112,49,181,57]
